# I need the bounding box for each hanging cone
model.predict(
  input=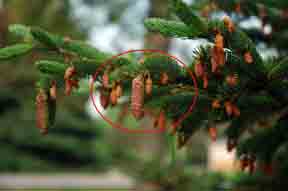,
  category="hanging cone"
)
[110,88,118,106]
[224,101,233,116]
[211,53,218,73]
[49,80,57,100]
[65,79,72,96]
[215,32,224,50]
[203,74,208,89]
[116,84,123,98]
[145,76,153,96]
[100,88,110,109]
[235,2,241,14]
[232,104,241,117]
[158,111,166,130]
[64,66,76,80]
[160,72,169,85]
[212,99,221,109]
[209,126,217,142]
[223,16,235,33]
[194,61,204,77]
[225,74,238,87]
[102,72,109,88]
[36,89,49,135]
[244,51,253,64]
[131,74,144,120]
